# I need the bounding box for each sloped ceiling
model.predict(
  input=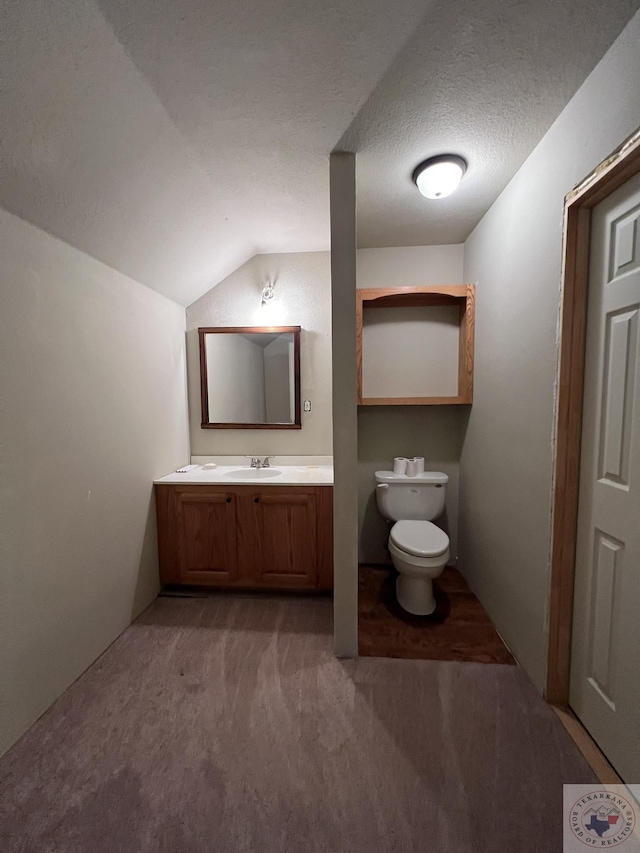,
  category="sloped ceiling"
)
[345,0,640,248]
[0,0,427,305]
[0,0,638,305]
